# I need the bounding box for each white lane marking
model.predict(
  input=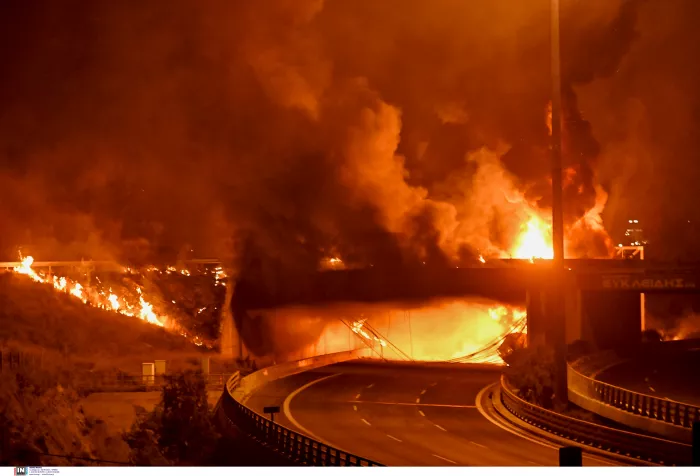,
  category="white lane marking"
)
[434,424,447,432]
[387,434,402,442]
[366,383,375,389]
[361,418,372,426]
[420,389,427,395]
[353,405,357,411]
[283,373,345,449]
[355,393,361,399]
[433,454,457,464]
[474,382,617,466]
[469,440,487,449]
[416,398,421,403]
[345,400,476,408]
[418,410,426,417]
